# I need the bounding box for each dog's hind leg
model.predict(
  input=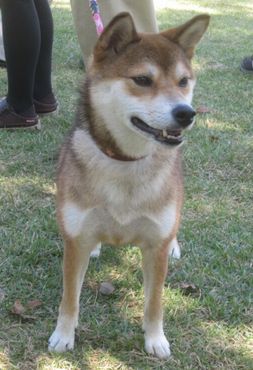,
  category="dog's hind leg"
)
[90,242,102,258]
[141,241,171,359]
[169,237,181,259]
[48,237,93,353]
